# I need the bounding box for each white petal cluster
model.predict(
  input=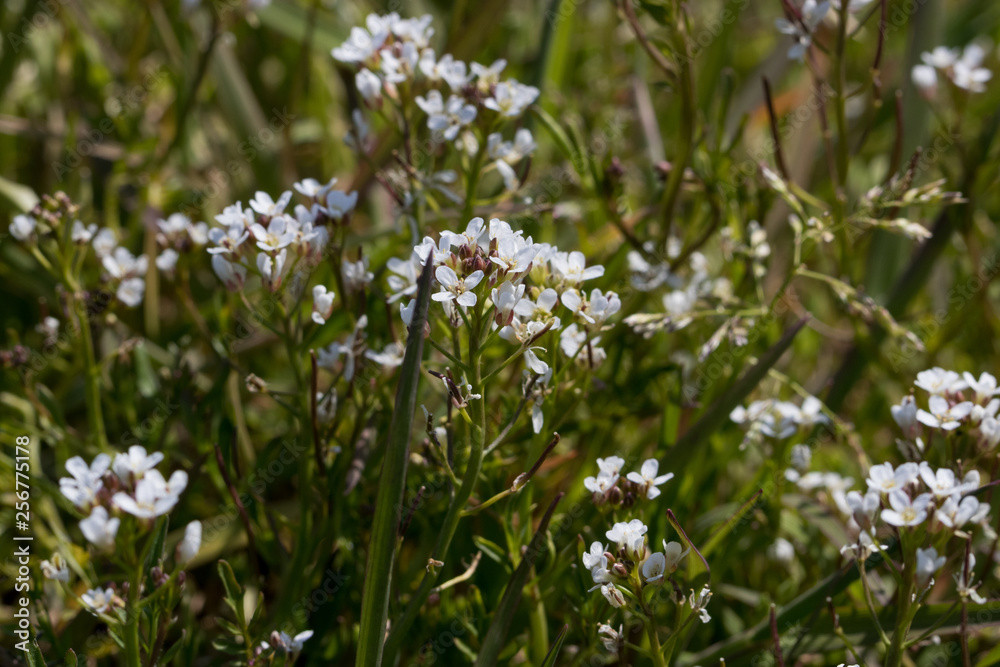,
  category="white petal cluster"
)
[913,43,992,96]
